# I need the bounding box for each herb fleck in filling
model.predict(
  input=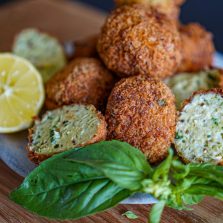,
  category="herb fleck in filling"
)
[175,132,183,140]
